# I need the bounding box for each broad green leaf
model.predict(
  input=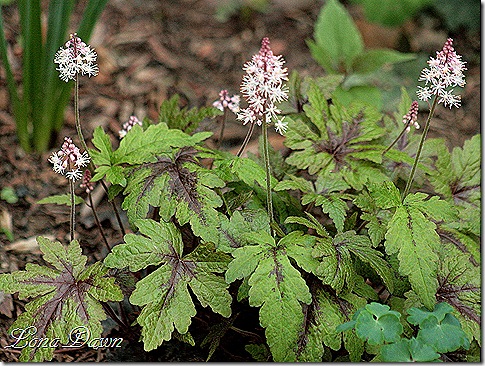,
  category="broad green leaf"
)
[417,313,470,353]
[350,0,434,27]
[381,338,440,362]
[0,238,122,361]
[105,219,232,351]
[352,49,415,75]
[37,194,84,206]
[309,0,364,72]
[367,181,401,209]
